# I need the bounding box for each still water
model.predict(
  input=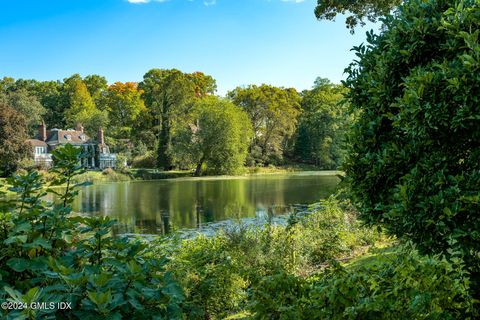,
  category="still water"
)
[71,171,340,235]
